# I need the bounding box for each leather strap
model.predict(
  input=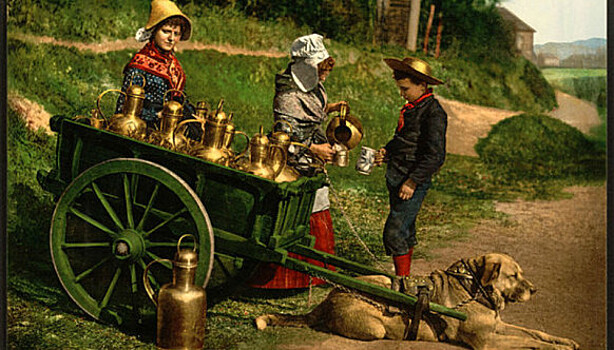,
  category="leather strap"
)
[405,286,430,340]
